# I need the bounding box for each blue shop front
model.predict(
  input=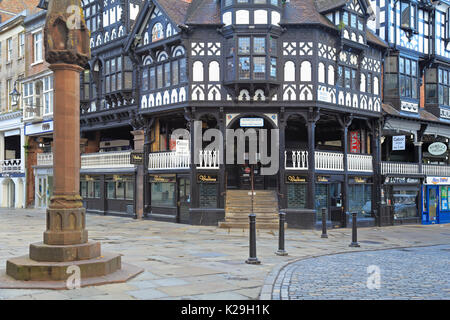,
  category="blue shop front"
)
[423,177,450,224]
